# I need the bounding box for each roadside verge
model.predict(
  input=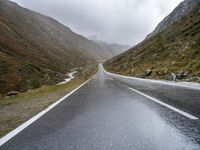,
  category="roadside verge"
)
[0,74,96,146]
[102,64,200,119]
